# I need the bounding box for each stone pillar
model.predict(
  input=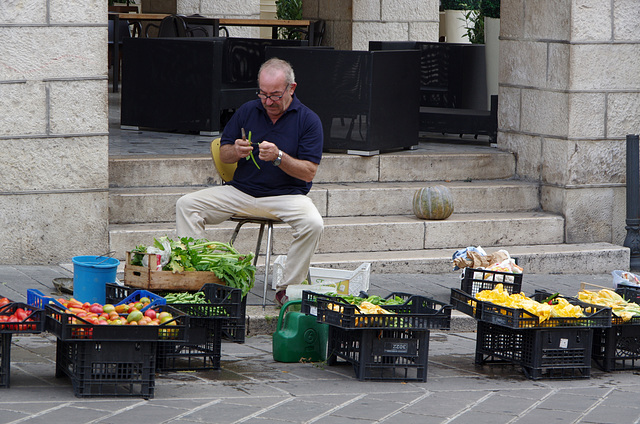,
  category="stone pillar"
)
[0,0,109,264]
[498,0,639,245]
